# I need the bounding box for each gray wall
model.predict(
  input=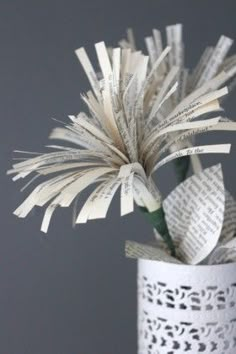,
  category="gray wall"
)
[1,0,236,353]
